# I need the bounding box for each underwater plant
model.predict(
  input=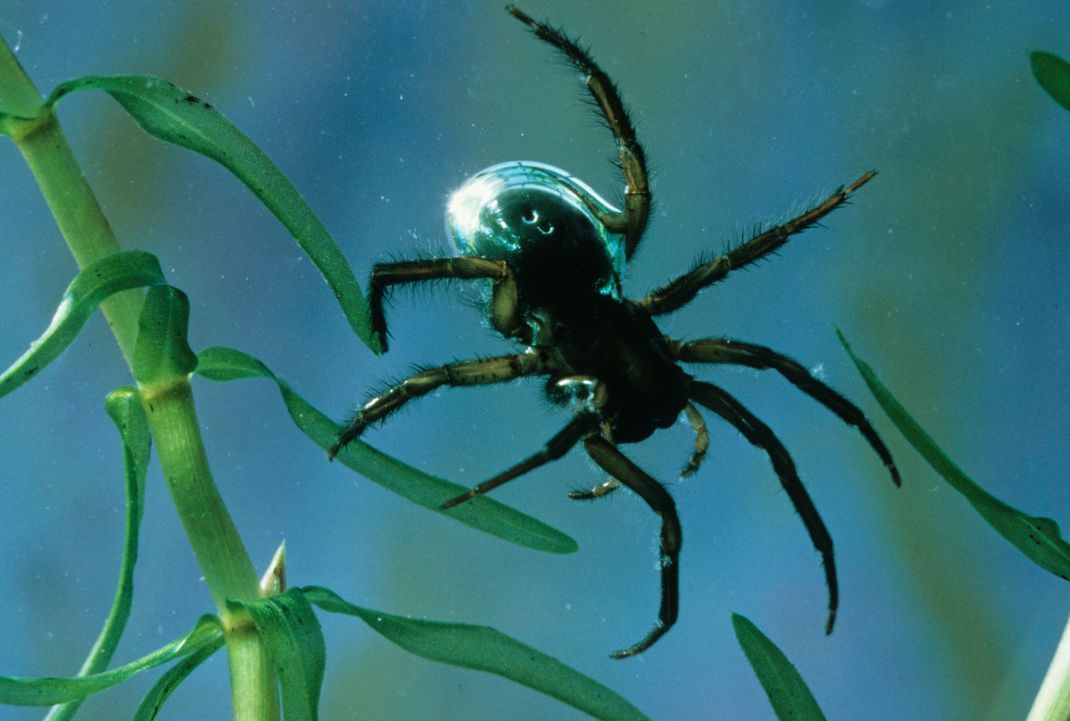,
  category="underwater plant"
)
[0,15,654,721]
[3,6,1070,721]
[1031,51,1070,113]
